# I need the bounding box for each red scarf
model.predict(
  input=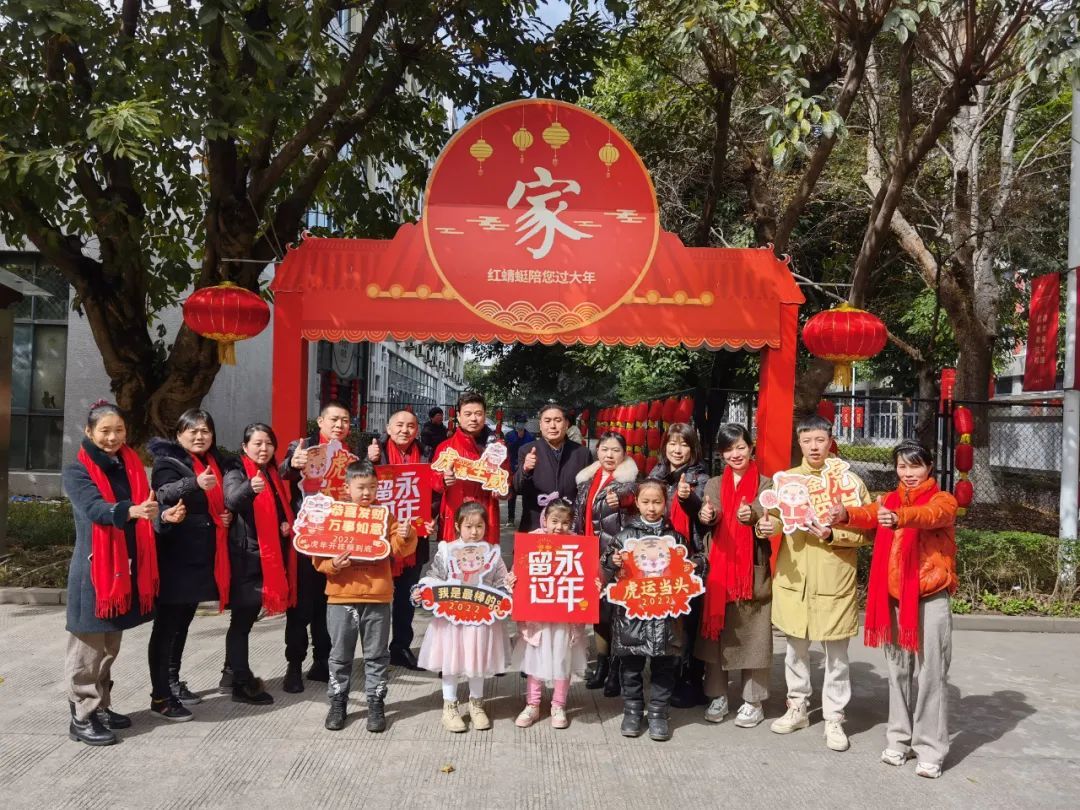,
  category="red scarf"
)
[385,438,422,575]
[701,464,759,640]
[242,455,297,615]
[78,445,159,618]
[864,482,939,652]
[582,469,609,538]
[667,470,691,539]
[191,453,231,611]
[436,430,502,544]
